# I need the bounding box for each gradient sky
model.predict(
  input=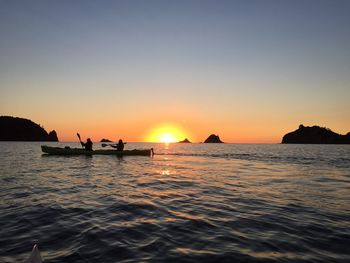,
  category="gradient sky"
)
[1,0,349,142]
